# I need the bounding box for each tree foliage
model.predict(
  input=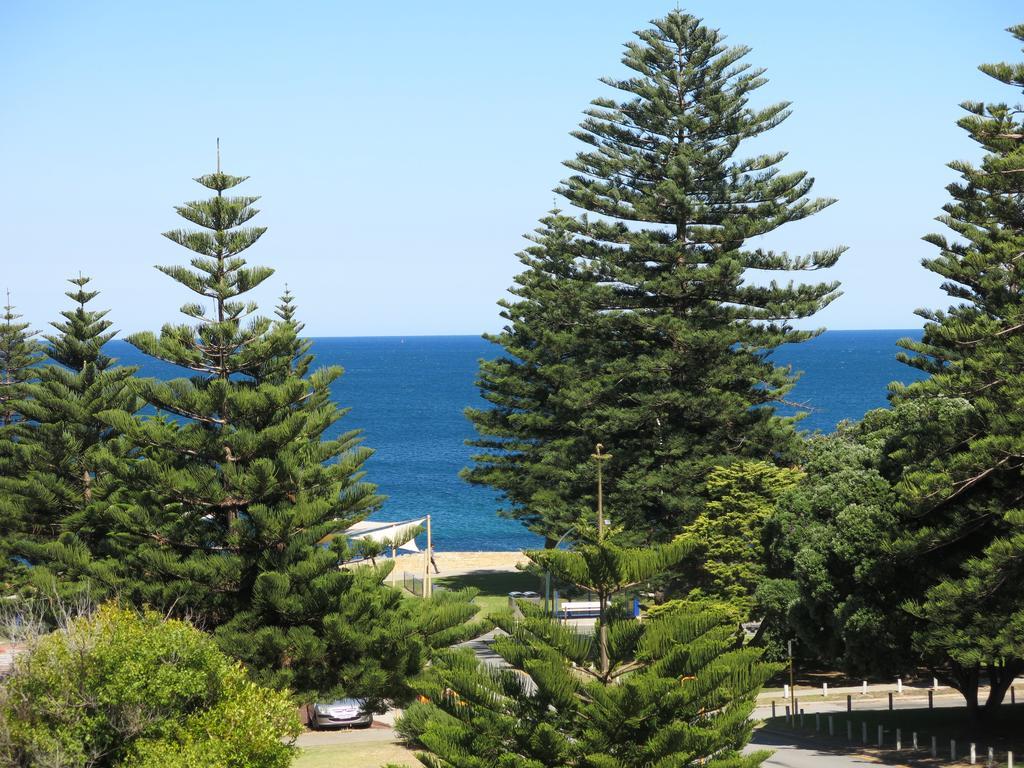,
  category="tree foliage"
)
[759,421,911,672]
[464,212,607,546]
[681,461,801,618]
[0,603,300,768]
[33,167,445,704]
[466,11,842,543]
[0,292,42,429]
[0,292,43,586]
[5,277,138,603]
[882,25,1024,718]
[396,523,776,768]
